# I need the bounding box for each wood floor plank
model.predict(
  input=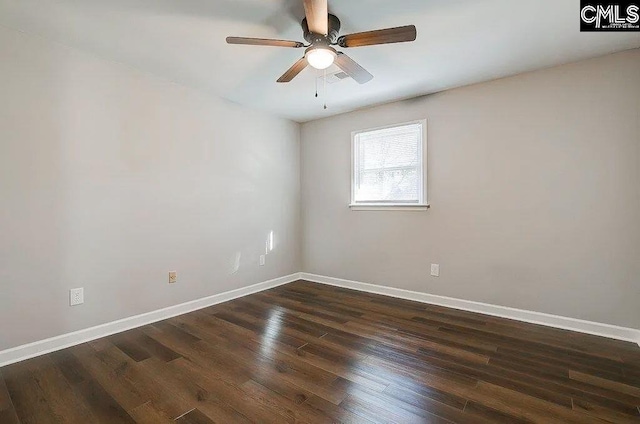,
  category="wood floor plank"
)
[138,357,253,424]
[151,321,201,345]
[0,370,15,411]
[170,315,376,406]
[109,332,152,363]
[25,355,99,423]
[396,326,499,356]
[71,344,150,412]
[497,346,626,380]
[2,280,640,423]
[50,346,138,424]
[92,344,188,420]
[360,355,478,402]
[128,401,174,424]
[572,397,640,424]
[131,330,182,362]
[296,343,389,392]
[162,357,297,424]
[382,383,480,423]
[70,372,136,424]
[383,382,467,412]
[174,408,215,424]
[0,371,21,424]
[48,349,92,387]
[0,408,22,424]
[241,378,339,424]
[2,361,59,424]
[467,381,609,424]
[304,394,377,424]
[167,318,349,405]
[393,339,639,414]
[570,370,640,398]
[462,401,532,424]
[340,386,450,424]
